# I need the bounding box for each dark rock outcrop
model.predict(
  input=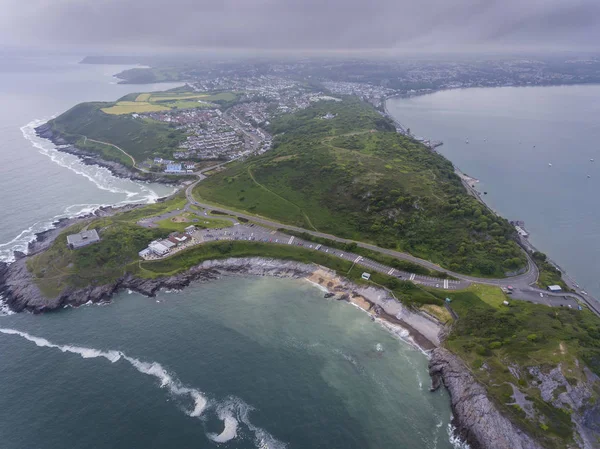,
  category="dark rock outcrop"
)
[429,348,543,449]
[34,123,182,184]
[0,257,315,313]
